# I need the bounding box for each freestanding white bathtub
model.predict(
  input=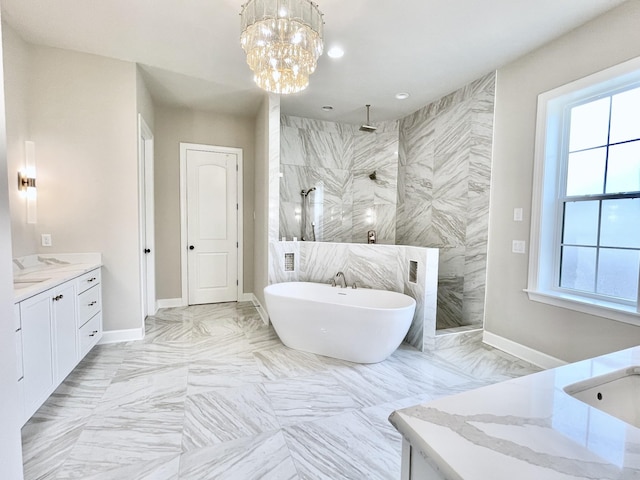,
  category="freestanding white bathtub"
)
[263,282,416,363]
